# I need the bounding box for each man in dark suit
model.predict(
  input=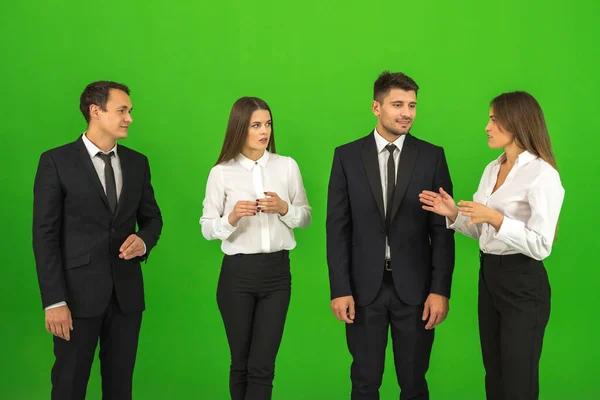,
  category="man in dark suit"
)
[326,71,455,400]
[33,81,163,400]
